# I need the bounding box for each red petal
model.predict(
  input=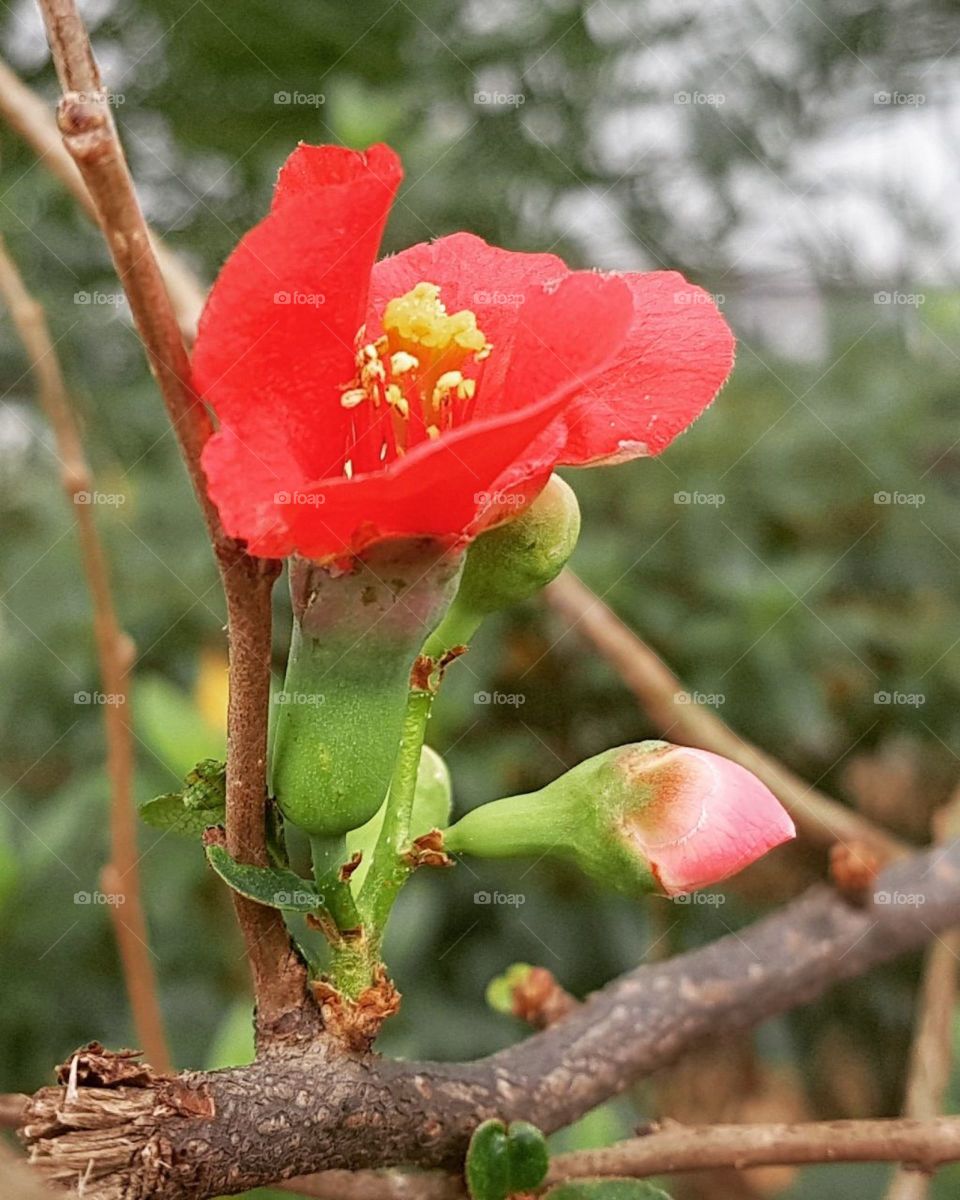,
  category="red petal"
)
[280,272,634,560]
[202,425,305,557]
[556,272,735,464]
[193,143,402,481]
[369,233,569,397]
